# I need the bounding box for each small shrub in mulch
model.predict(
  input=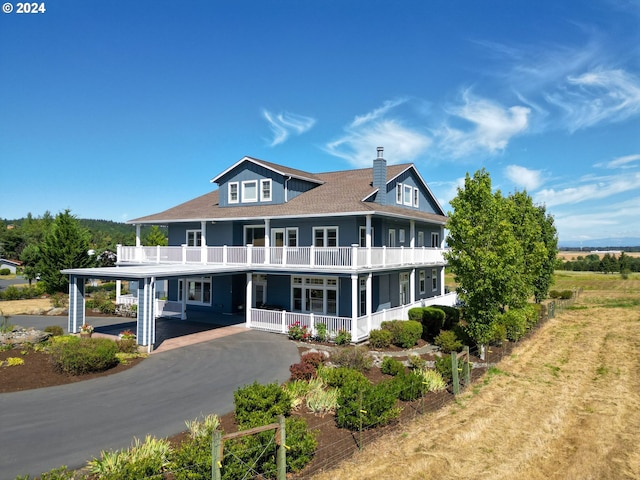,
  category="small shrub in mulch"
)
[48,337,118,375]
